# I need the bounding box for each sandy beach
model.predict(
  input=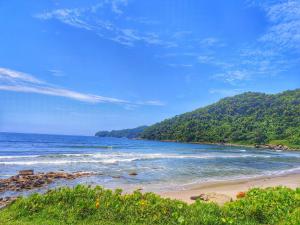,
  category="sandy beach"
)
[161,172,300,205]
